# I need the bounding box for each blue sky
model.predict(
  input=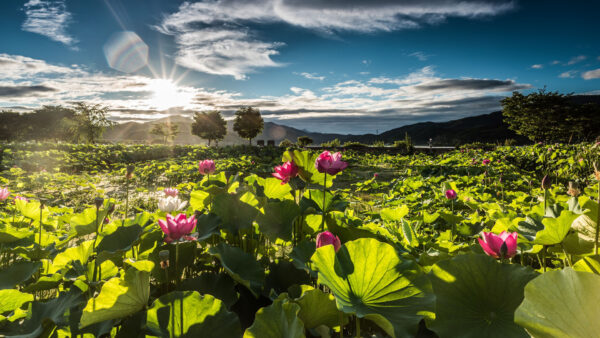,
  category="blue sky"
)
[0,0,599,134]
